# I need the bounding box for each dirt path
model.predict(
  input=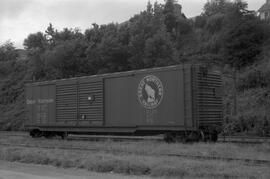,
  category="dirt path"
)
[0,160,151,179]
